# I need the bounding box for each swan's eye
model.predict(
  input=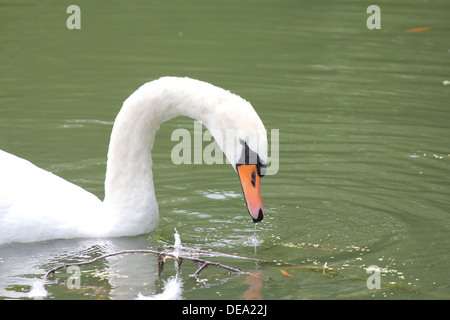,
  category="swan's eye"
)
[257,163,266,178]
[238,141,265,178]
